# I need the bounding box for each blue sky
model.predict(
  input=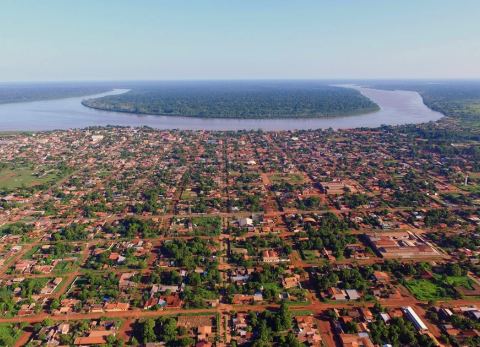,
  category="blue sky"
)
[1,0,479,81]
